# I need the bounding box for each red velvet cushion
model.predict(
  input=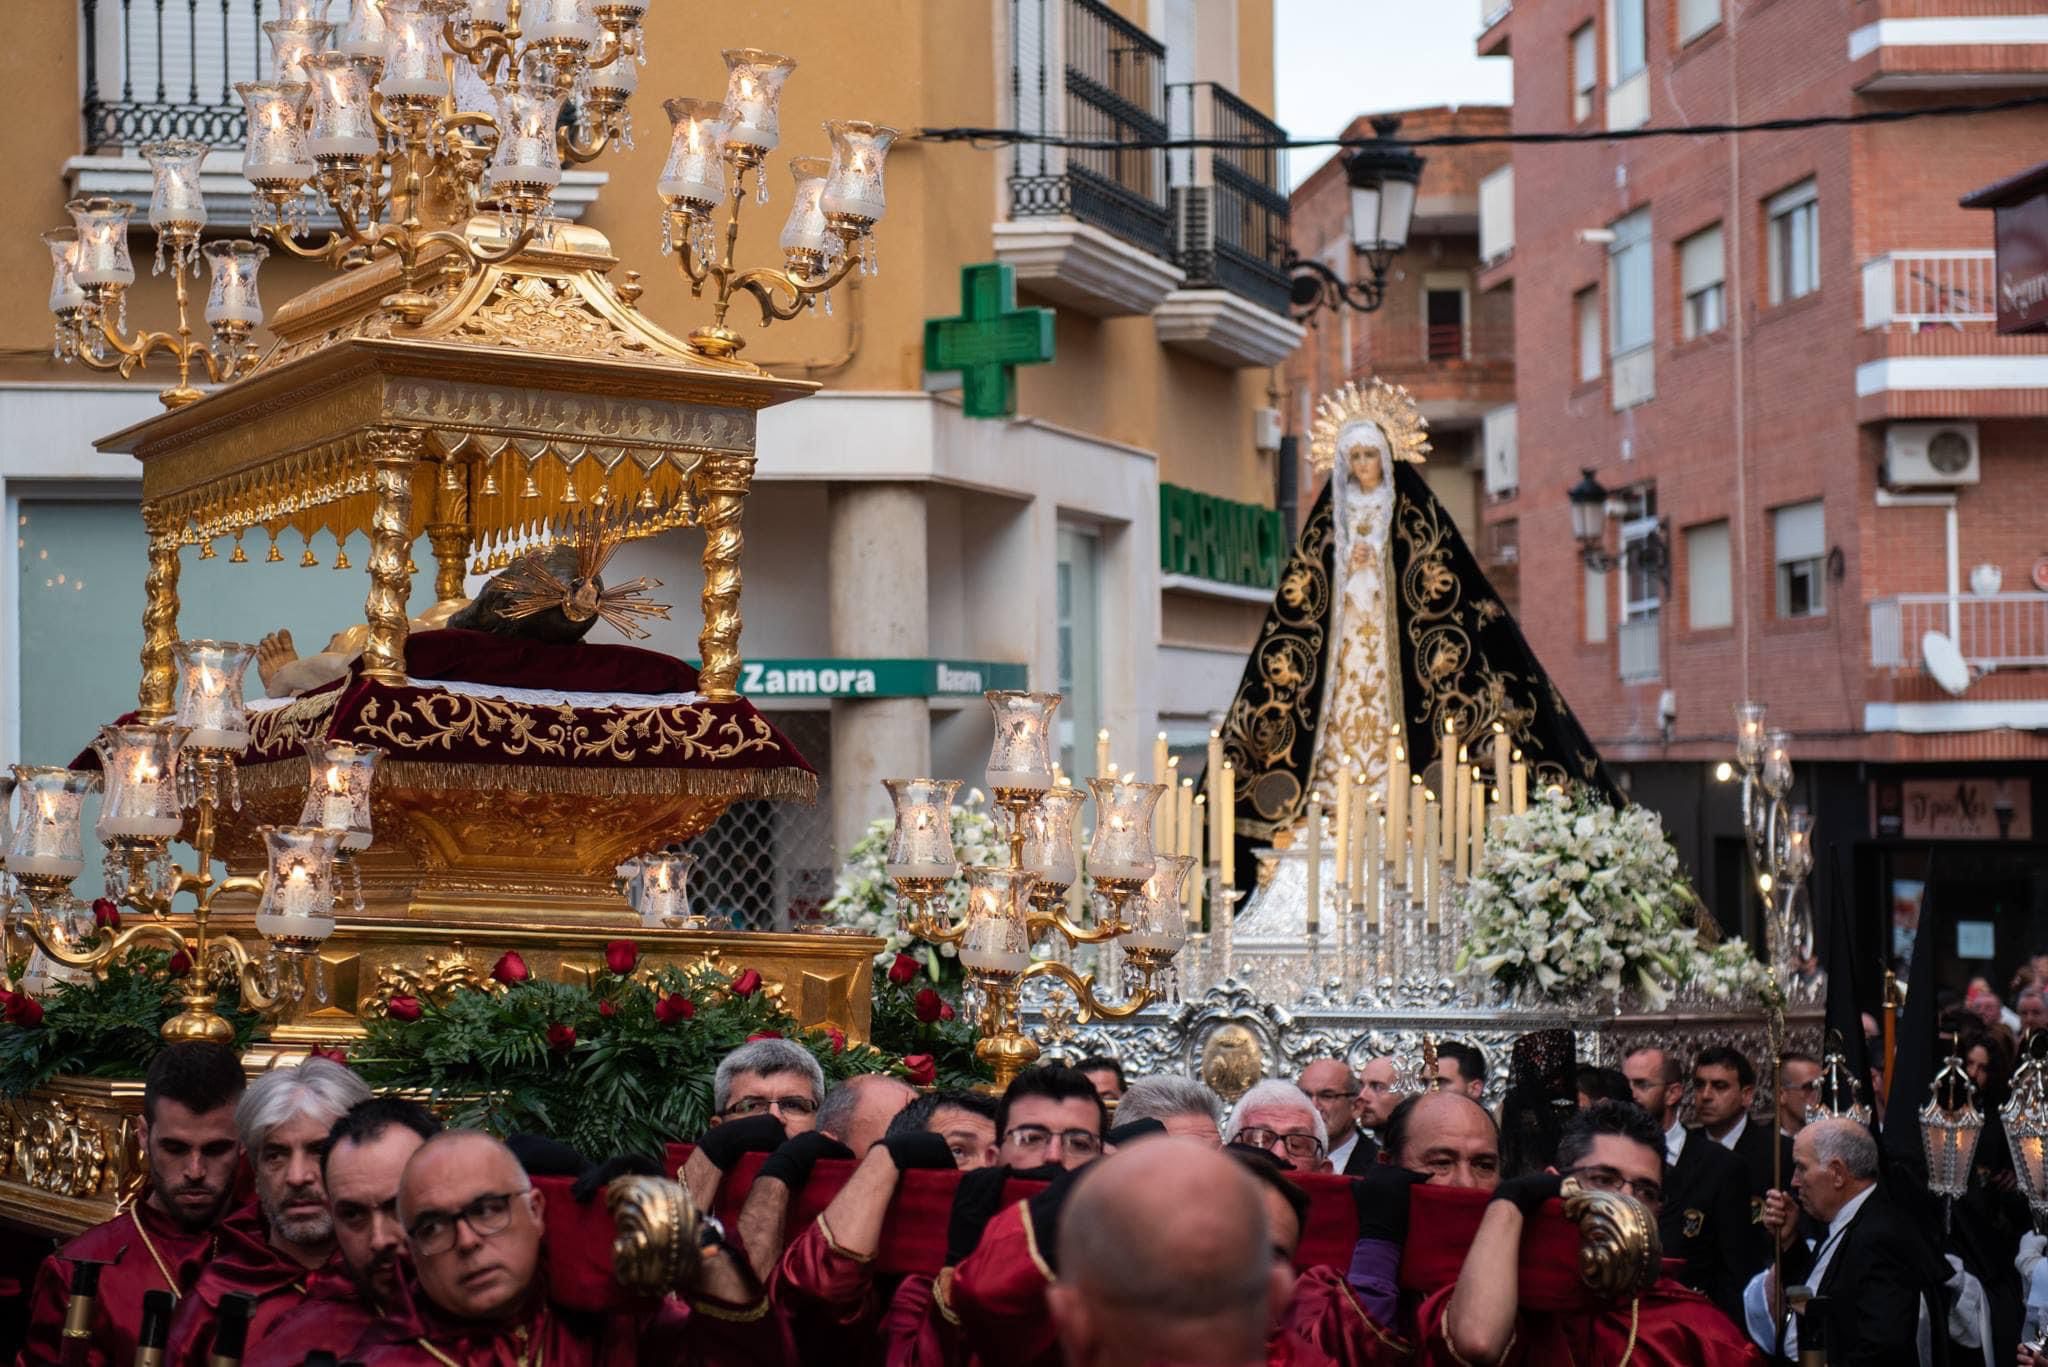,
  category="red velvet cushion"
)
[404,628,700,695]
